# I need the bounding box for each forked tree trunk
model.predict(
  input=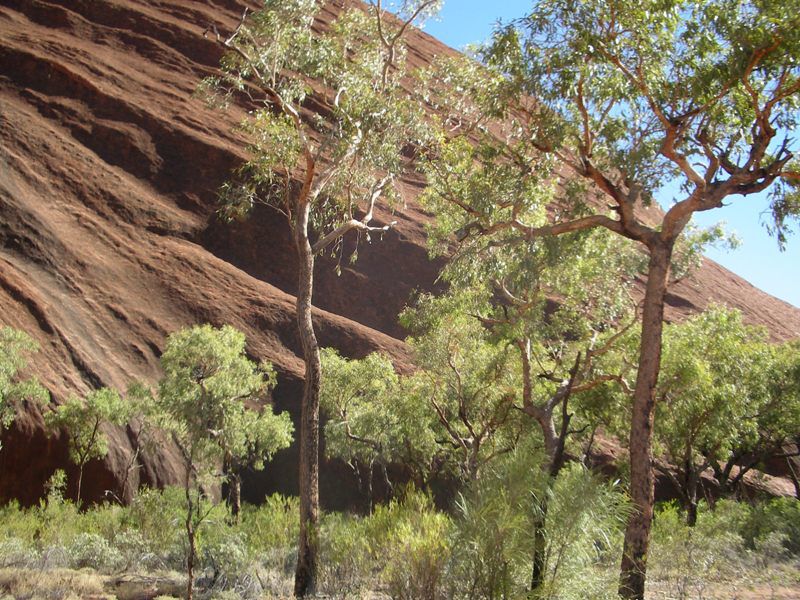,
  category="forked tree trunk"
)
[293,201,321,598]
[619,243,672,600]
